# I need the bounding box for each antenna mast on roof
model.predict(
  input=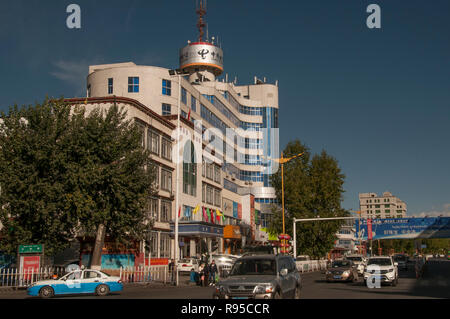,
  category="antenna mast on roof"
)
[196,0,207,42]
